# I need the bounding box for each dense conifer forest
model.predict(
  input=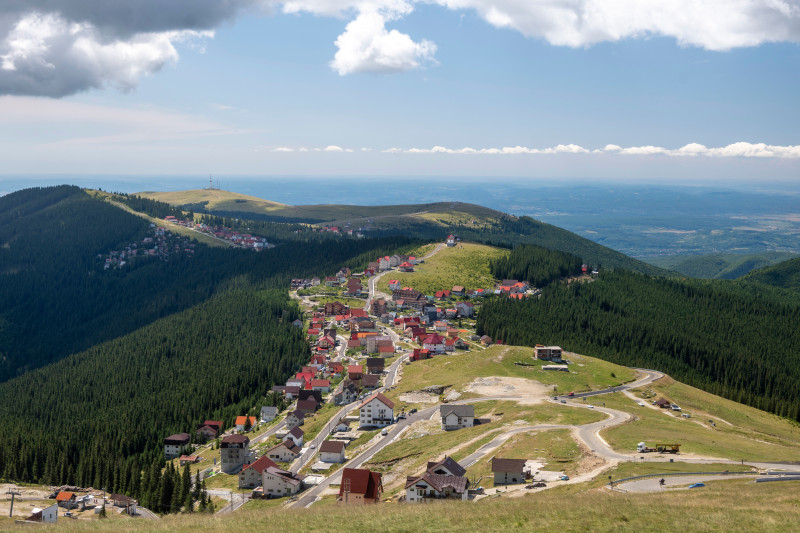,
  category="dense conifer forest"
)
[489,244,584,286]
[477,271,800,421]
